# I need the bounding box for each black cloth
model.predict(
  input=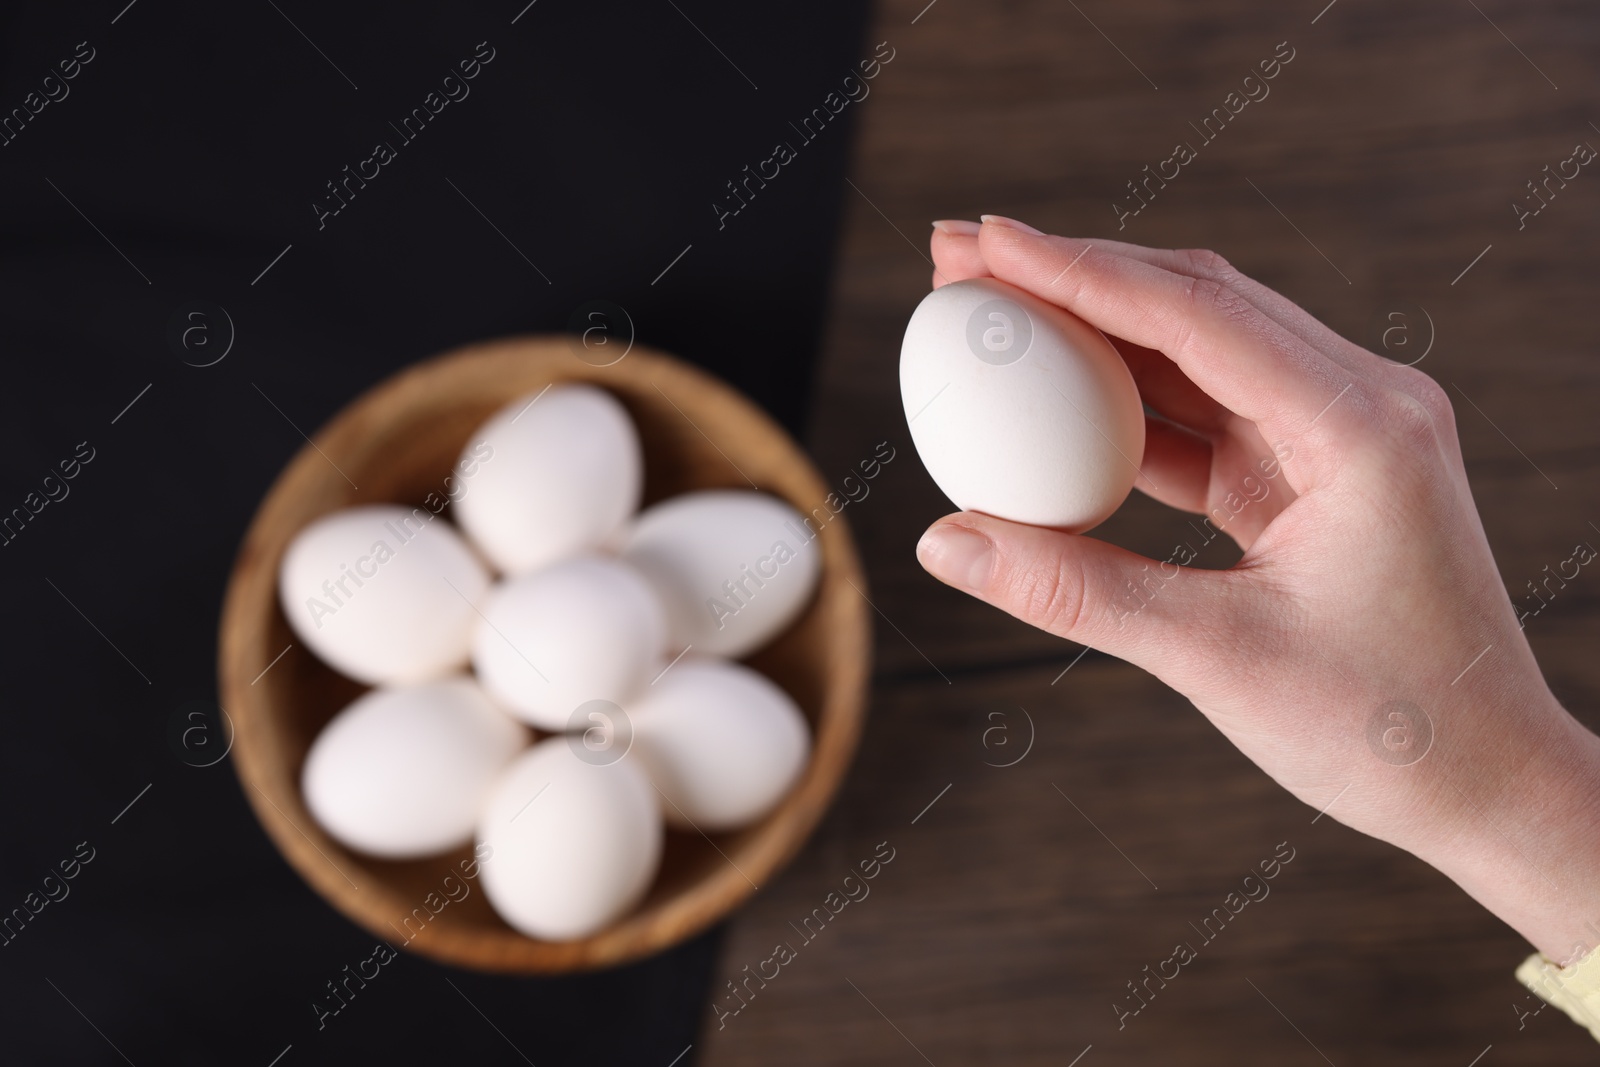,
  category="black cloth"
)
[0,1,869,1062]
